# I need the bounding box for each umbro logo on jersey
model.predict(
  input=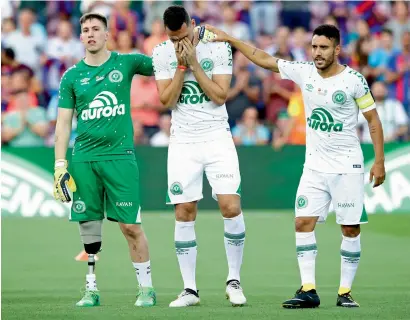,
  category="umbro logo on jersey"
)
[179,81,211,105]
[80,78,90,85]
[81,91,125,120]
[305,84,314,92]
[307,107,343,132]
